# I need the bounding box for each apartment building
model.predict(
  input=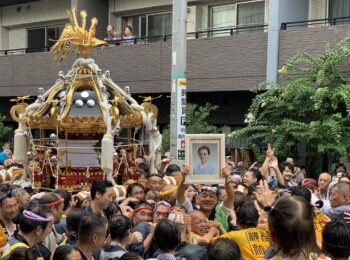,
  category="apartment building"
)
[0,0,349,131]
